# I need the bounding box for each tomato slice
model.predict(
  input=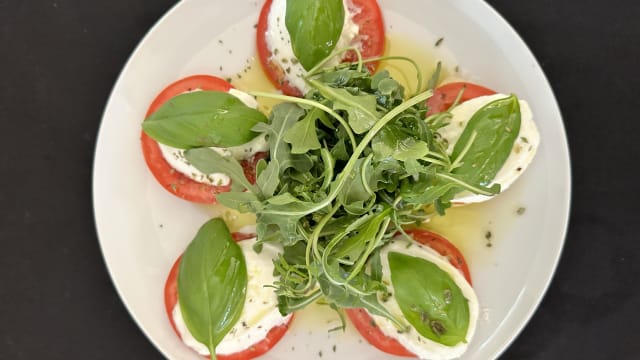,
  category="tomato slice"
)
[141,75,266,204]
[426,81,496,115]
[164,232,294,360]
[256,0,386,96]
[345,229,472,357]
